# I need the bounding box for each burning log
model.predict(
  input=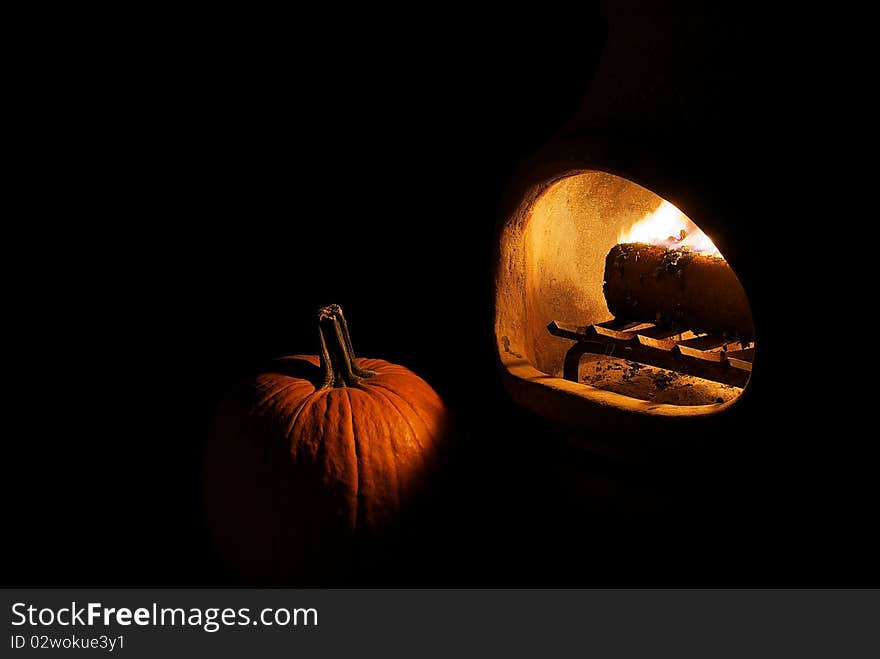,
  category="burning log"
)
[603,243,754,339]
